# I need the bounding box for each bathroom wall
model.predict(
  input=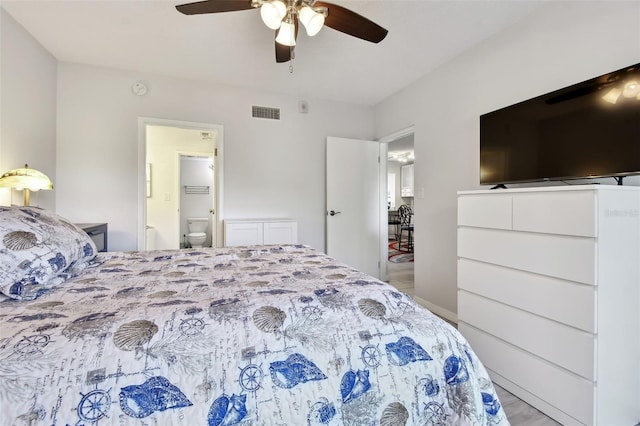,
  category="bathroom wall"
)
[180,156,214,248]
